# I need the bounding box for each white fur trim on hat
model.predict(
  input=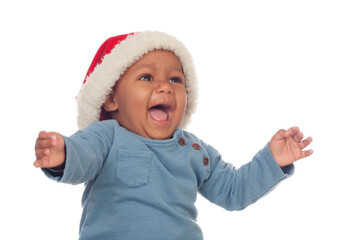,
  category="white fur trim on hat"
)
[77,31,198,129]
